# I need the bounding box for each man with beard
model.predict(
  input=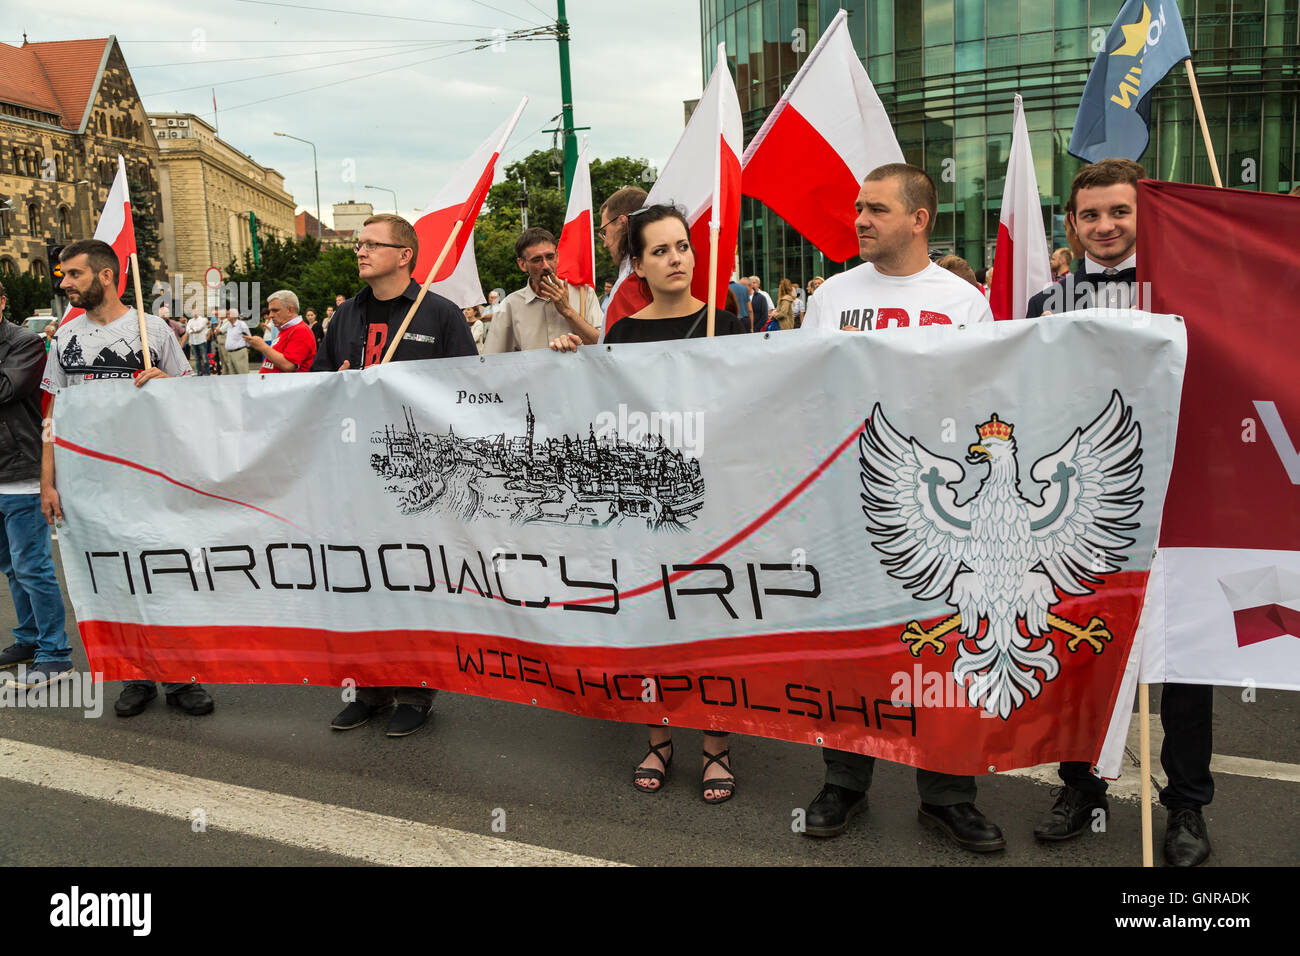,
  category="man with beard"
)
[41,239,214,717]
